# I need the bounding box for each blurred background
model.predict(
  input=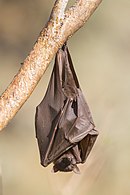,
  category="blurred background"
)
[0,0,130,195]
